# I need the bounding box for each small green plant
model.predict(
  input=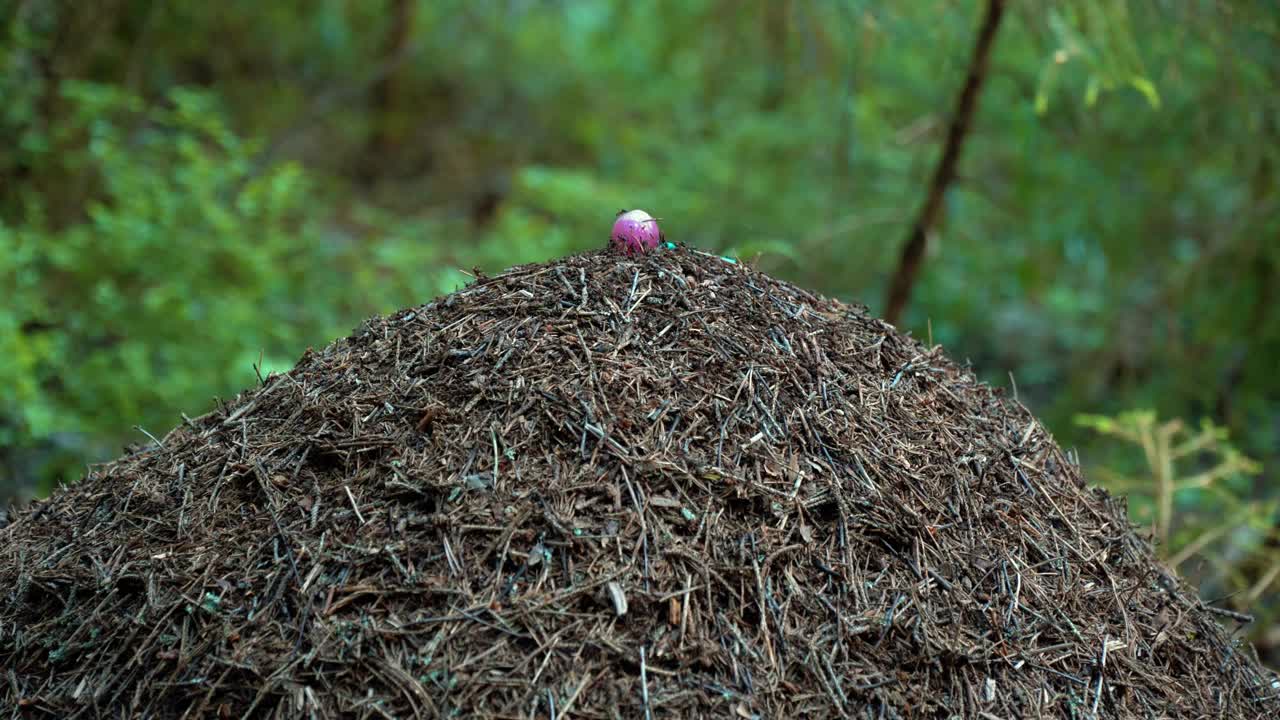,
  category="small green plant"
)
[1077,410,1278,615]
